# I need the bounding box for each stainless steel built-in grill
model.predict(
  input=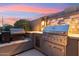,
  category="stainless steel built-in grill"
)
[10,28,26,41]
[43,25,69,46]
[41,24,78,56]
